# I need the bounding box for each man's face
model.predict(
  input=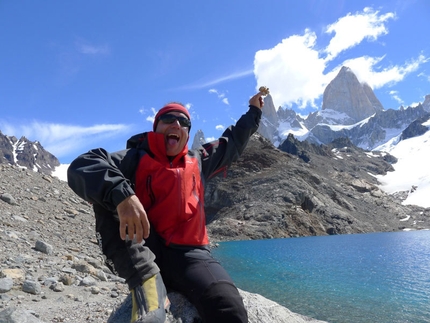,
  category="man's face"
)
[155,111,190,156]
